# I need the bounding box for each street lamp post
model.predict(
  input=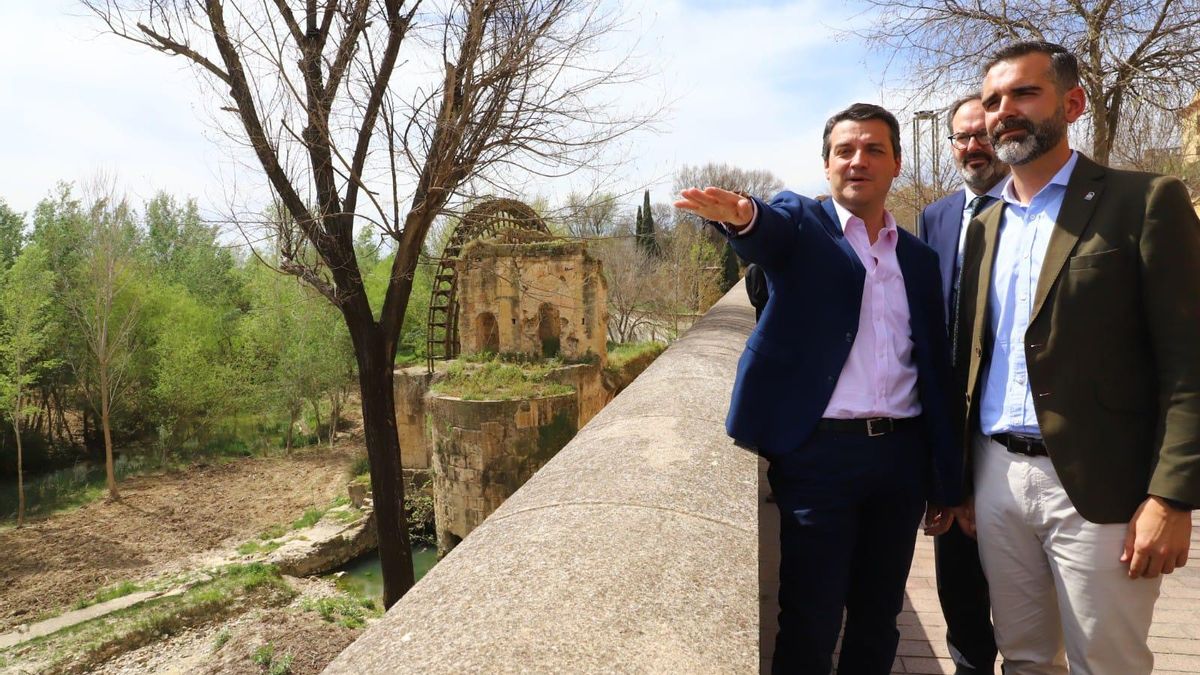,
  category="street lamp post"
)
[913,109,941,217]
